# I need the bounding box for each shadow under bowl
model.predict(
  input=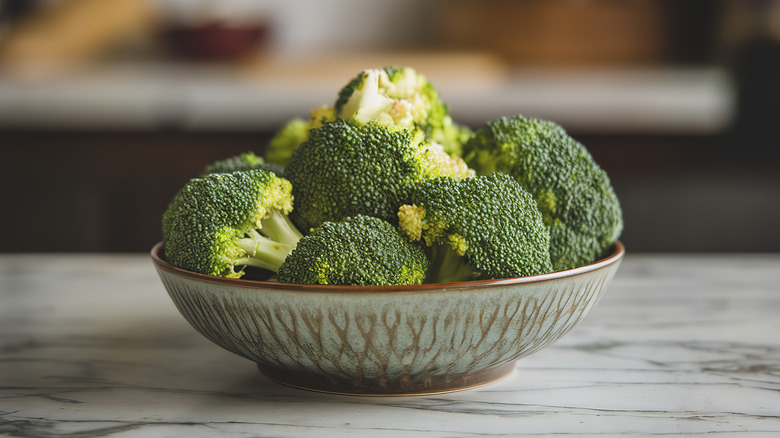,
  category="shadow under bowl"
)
[151,241,624,396]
